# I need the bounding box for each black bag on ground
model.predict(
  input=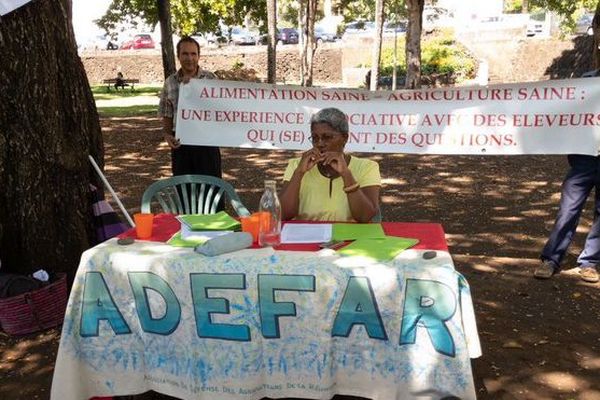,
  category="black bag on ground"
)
[0,273,44,298]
